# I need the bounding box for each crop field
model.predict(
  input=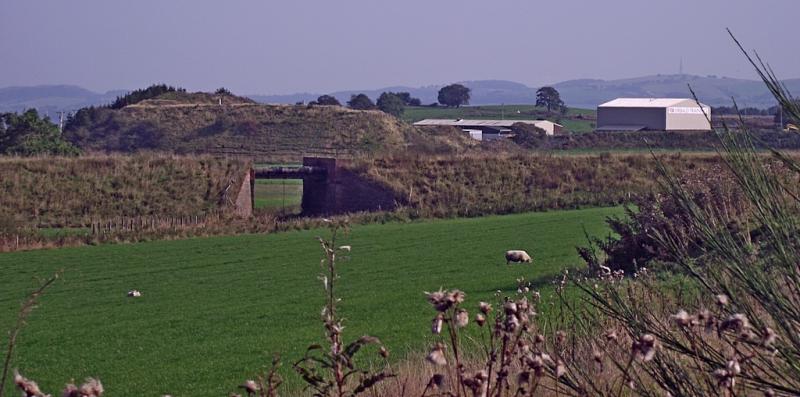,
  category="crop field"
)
[402,105,596,133]
[0,206,621,396]
[254,179,303,212]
